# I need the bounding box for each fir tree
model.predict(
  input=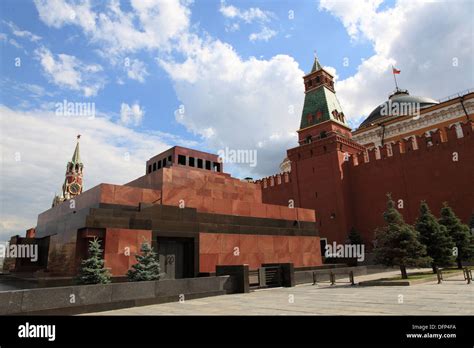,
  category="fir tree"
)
[374,194,431,279]
[415,201,454,273]
[347,227,364,245]
[439,203,474,269]
[127,242,161,281]
[77,238,111,284]
[469,212,474,236]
